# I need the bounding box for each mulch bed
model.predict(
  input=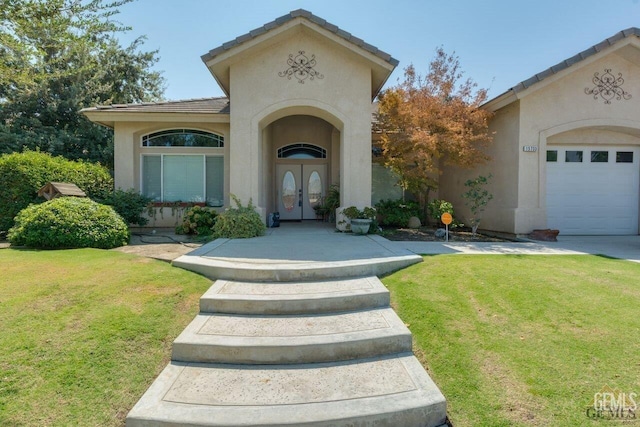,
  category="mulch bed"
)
[382,226,509,242]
